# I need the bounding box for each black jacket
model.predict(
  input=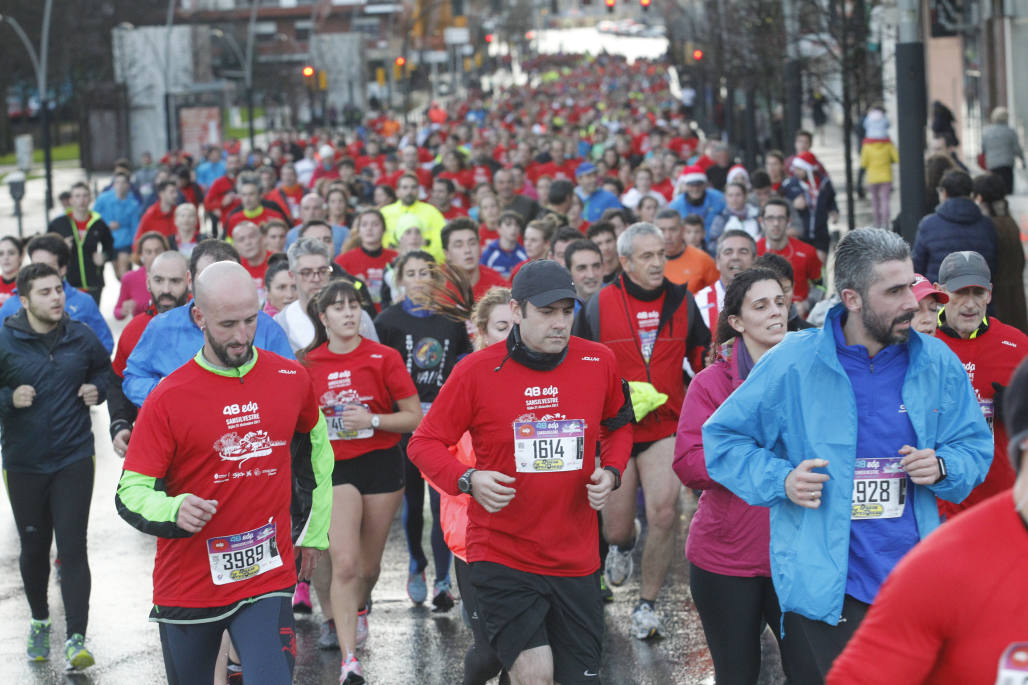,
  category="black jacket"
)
[0,310,111,473]
[48,211,114,291]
